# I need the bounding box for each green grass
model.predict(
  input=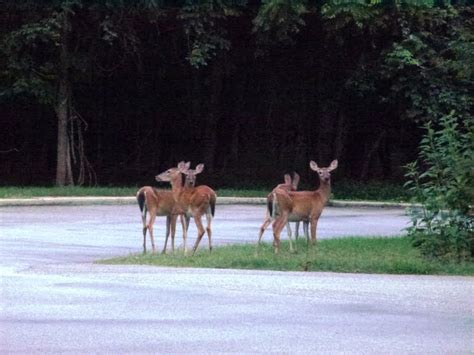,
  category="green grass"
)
[215,189,266,197]
[0,186,267,198]
[0,181,408,201]
[98,237,474,276]
[333,180,410,202]
[0,186,139,198]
